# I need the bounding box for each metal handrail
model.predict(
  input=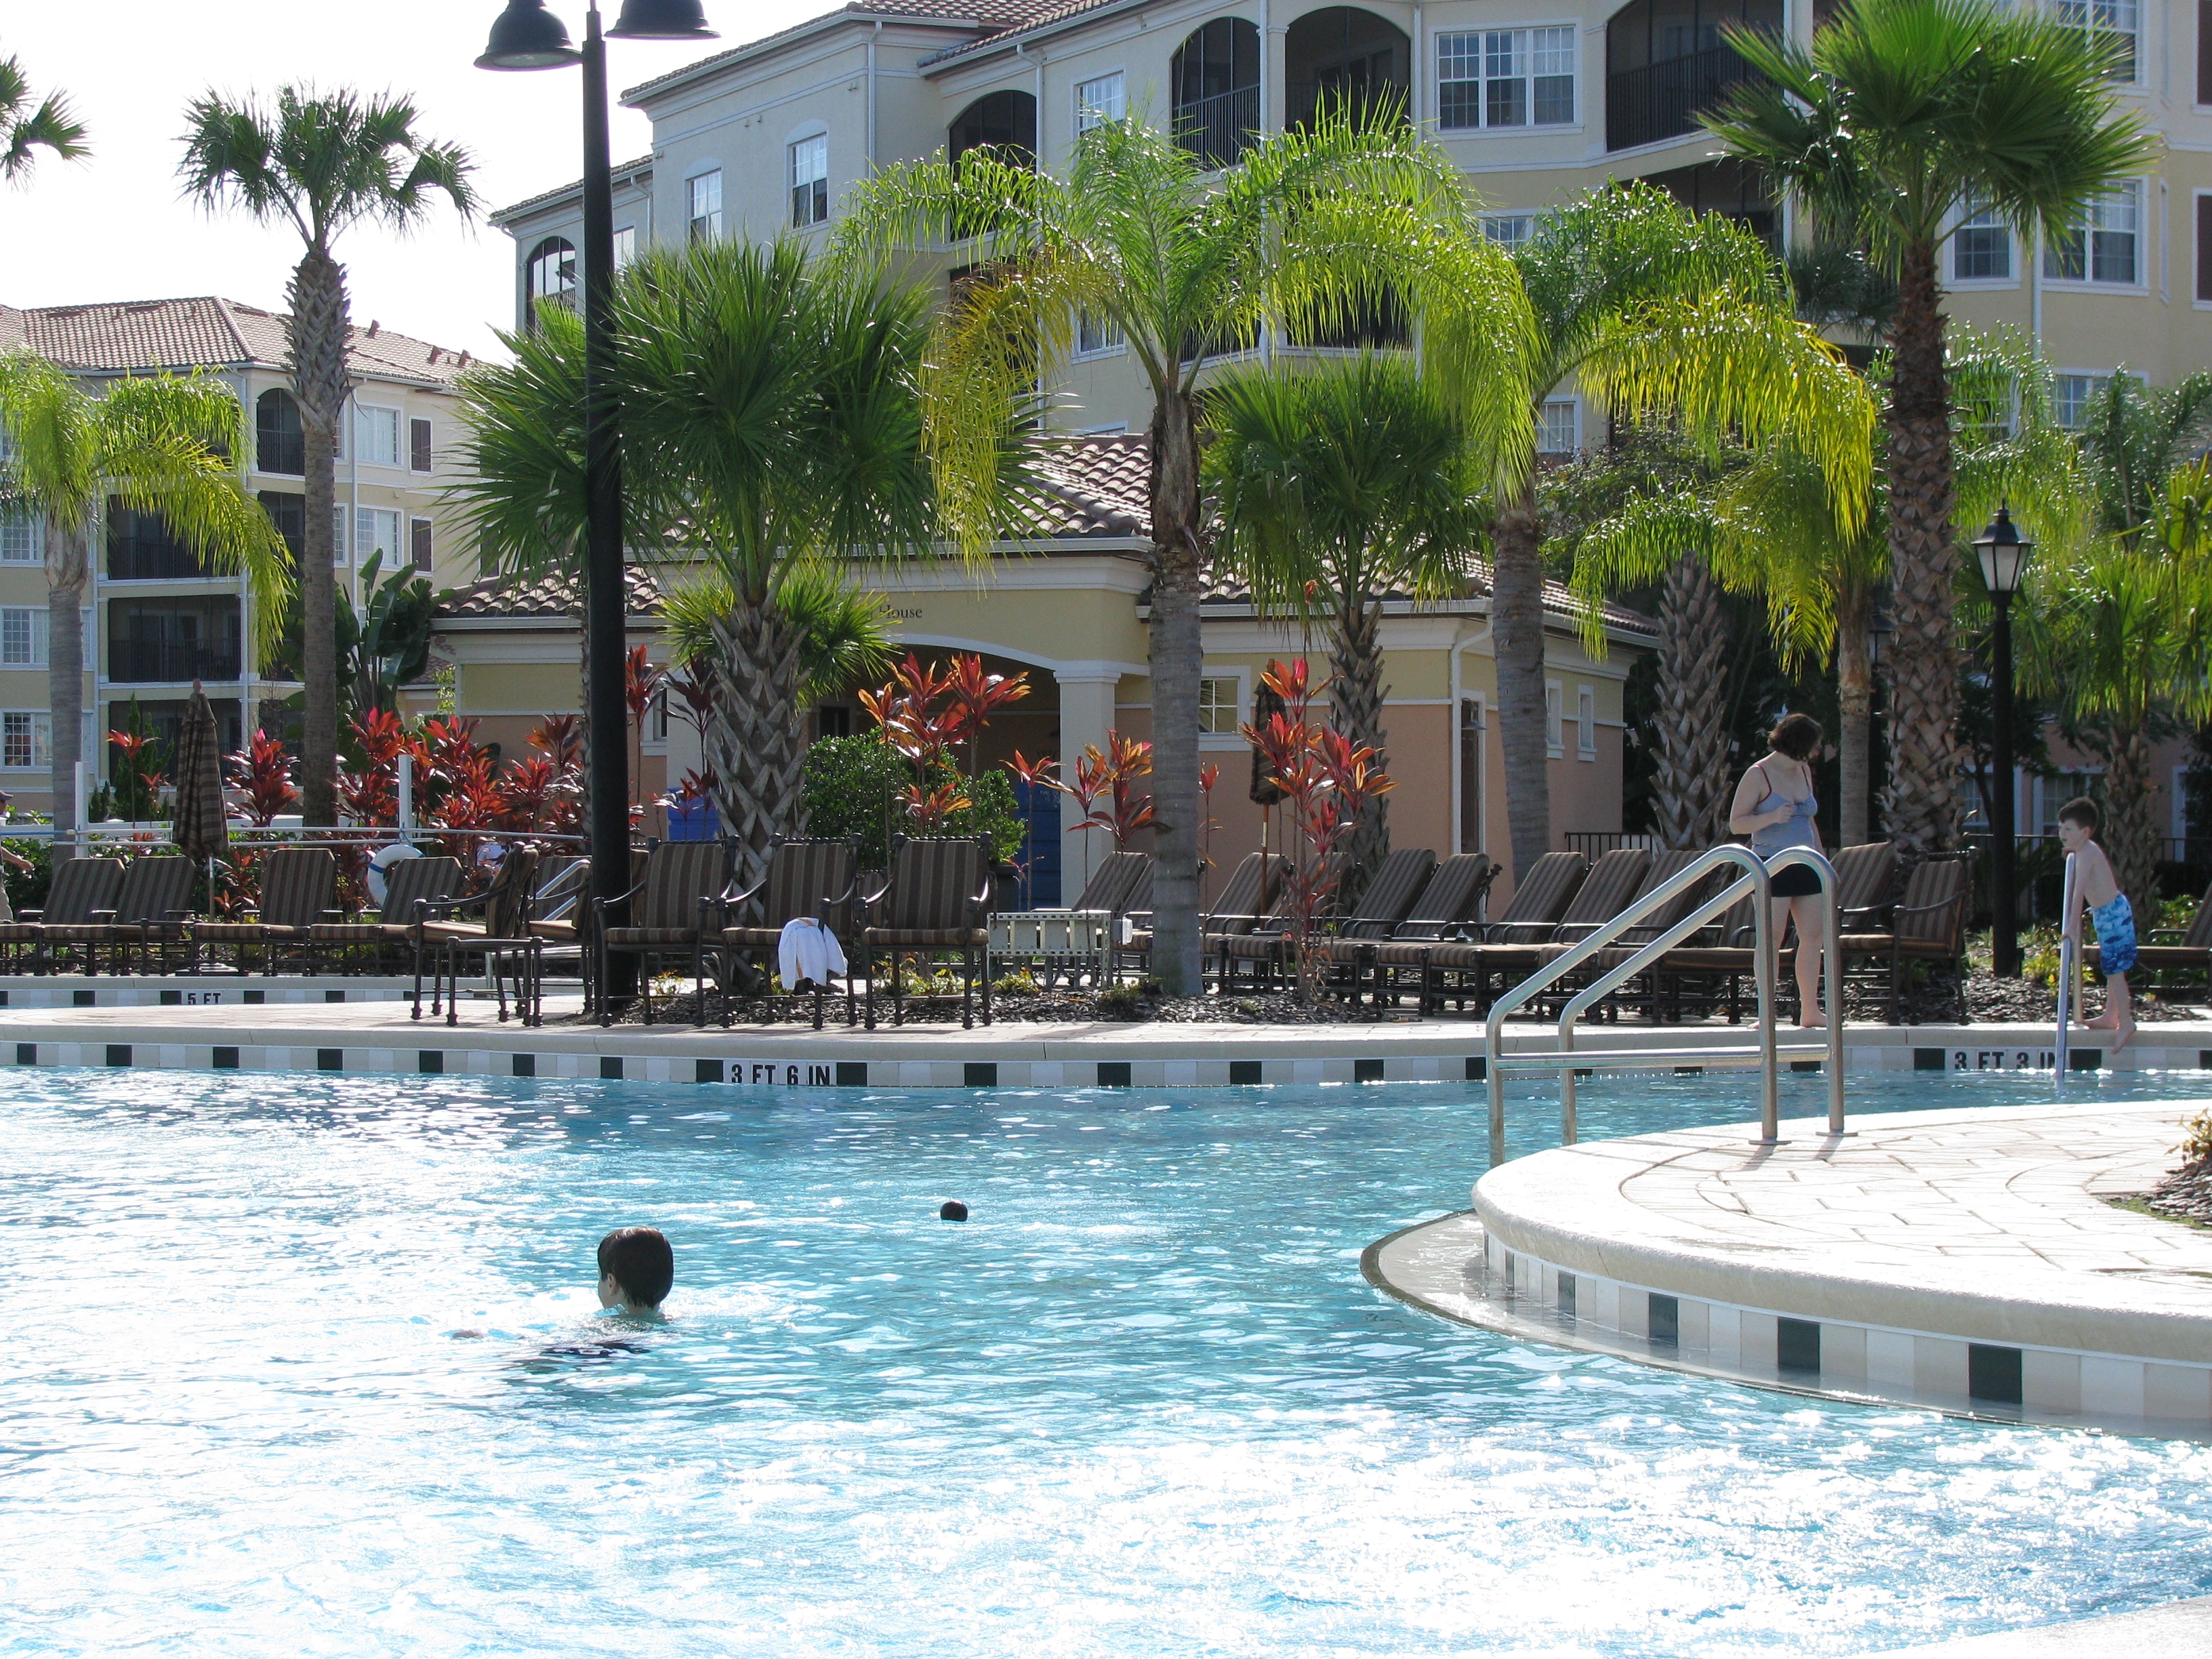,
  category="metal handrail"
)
[2055,849,2078,1082]
[1484,843,1845,1166]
